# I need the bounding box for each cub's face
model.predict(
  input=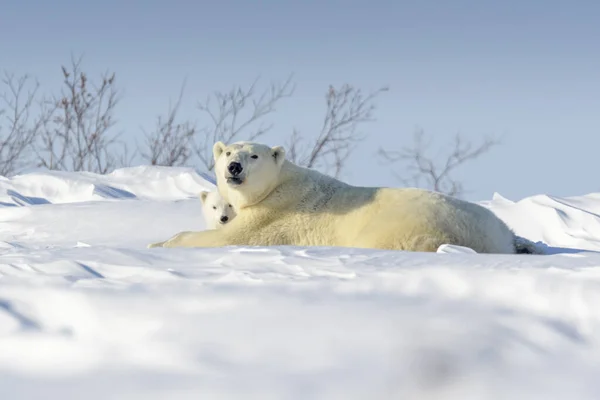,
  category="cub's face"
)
[199,190,237,227]
[213,141,286,196]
